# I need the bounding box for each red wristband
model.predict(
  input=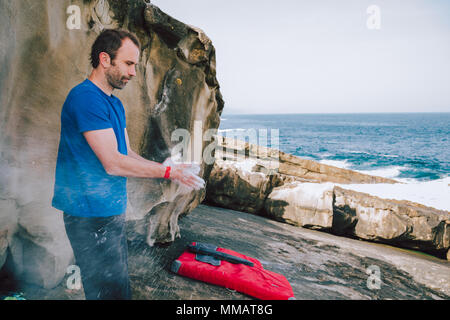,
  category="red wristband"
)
[164,166,171,179]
